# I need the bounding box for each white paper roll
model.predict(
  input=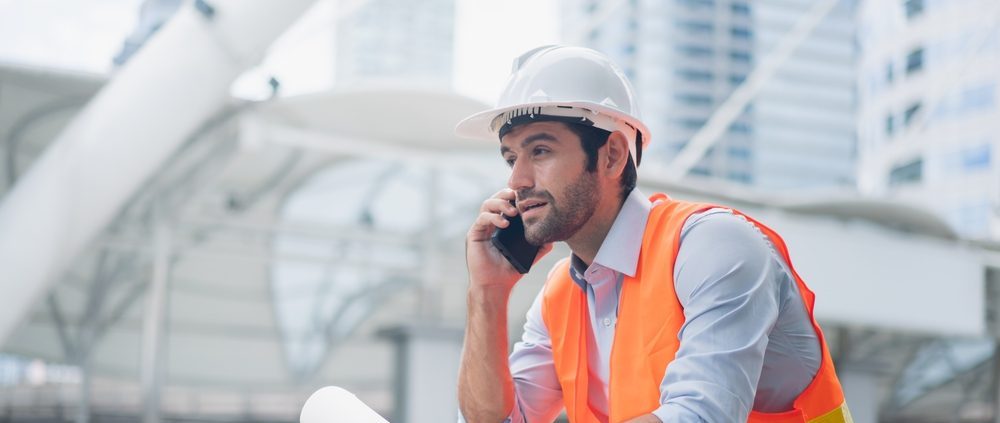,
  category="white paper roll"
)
[300,386,390,423]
